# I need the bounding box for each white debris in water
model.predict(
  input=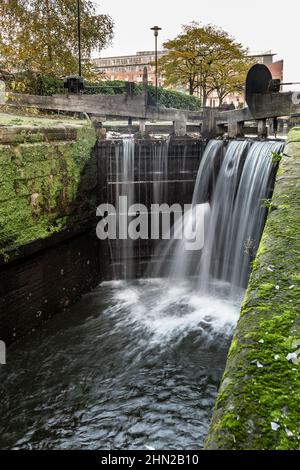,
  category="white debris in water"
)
[256,361,264,368]
[271,422,280,431]
[289,285,295,290]
[275,285,280,290]
[258,339,264,344]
